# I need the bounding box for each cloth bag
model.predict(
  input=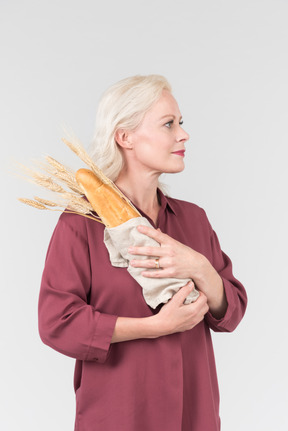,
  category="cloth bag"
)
[104,217,199,309]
